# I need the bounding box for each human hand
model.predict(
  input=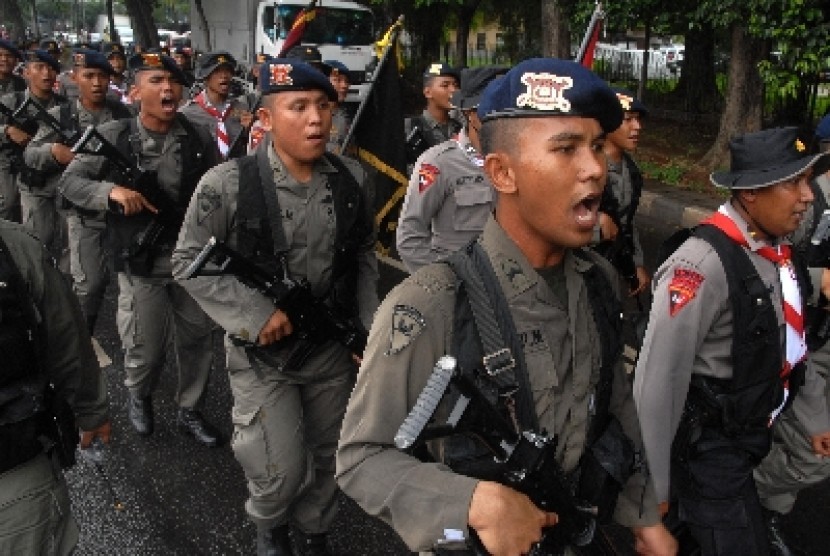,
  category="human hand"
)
[51,142,75,165]
[258,309,293,346]
[108,185,157,216]
[599,212,619,241]
[5,125,31,146]
[468,481,557,556]
[822,269,830,302]
[810,431,830,457]
[633,523,678,556]
[630,266,651,296]
[80,419,112,449]
[239,111,254,128]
